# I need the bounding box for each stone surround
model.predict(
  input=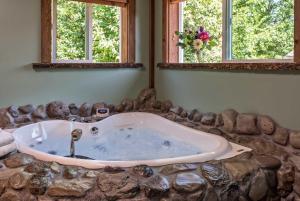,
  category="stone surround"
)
[0,88,299,201]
